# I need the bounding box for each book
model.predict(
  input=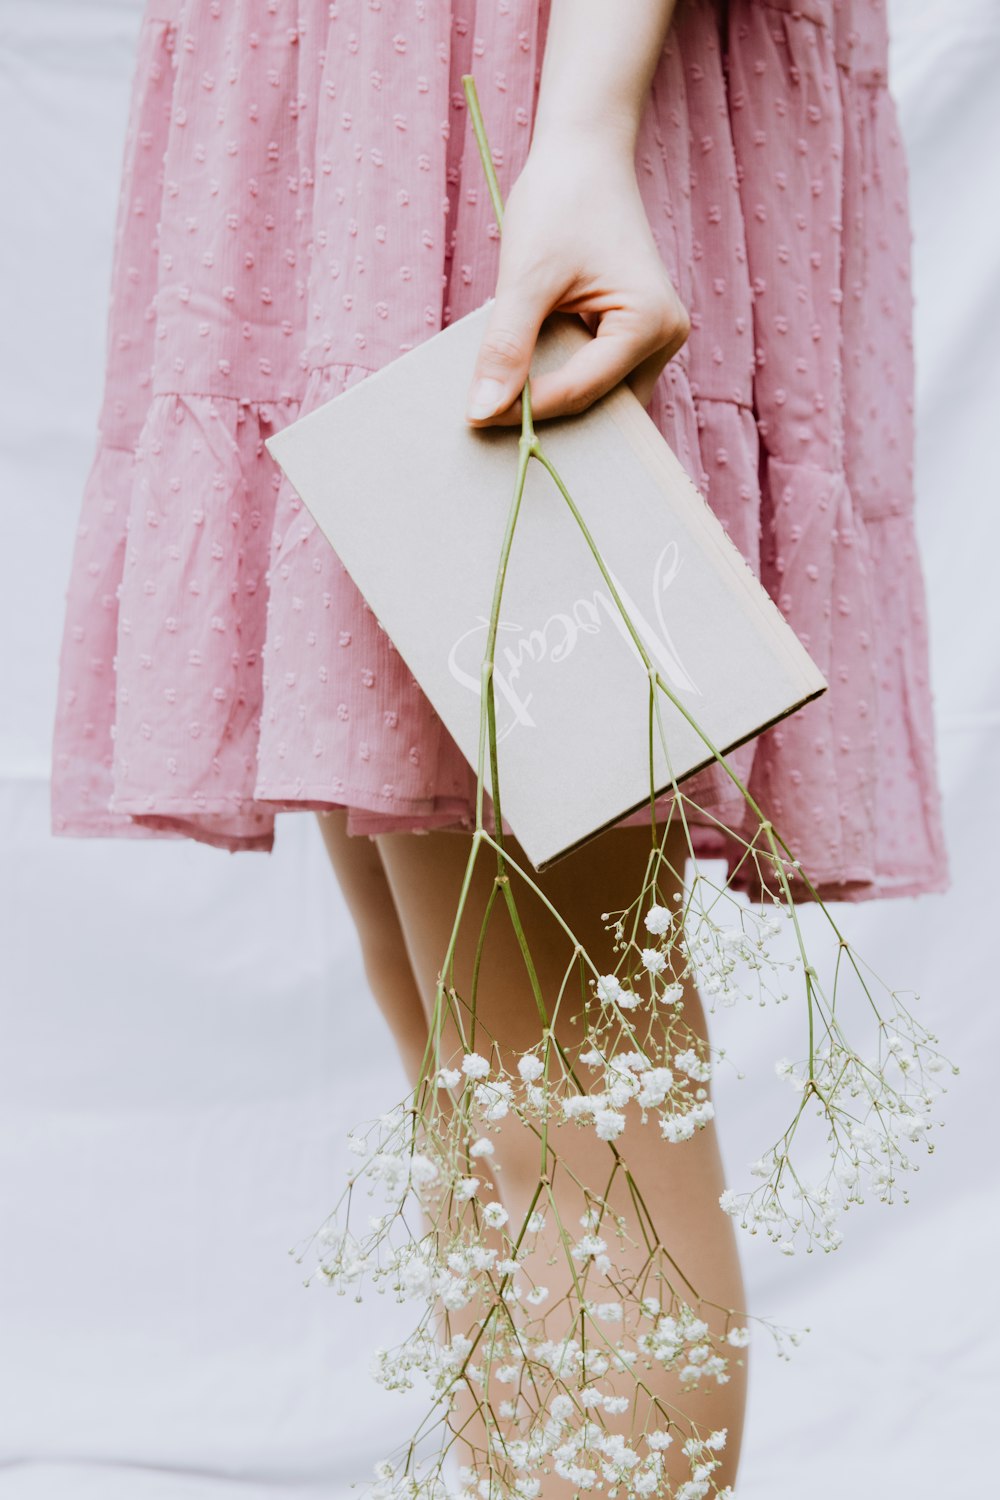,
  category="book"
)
[265,299,828,871]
